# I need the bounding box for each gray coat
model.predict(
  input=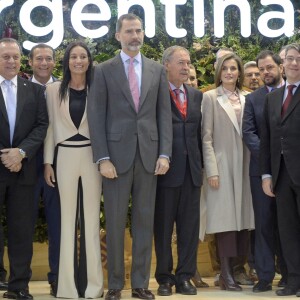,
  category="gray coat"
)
[201,86,254,234]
